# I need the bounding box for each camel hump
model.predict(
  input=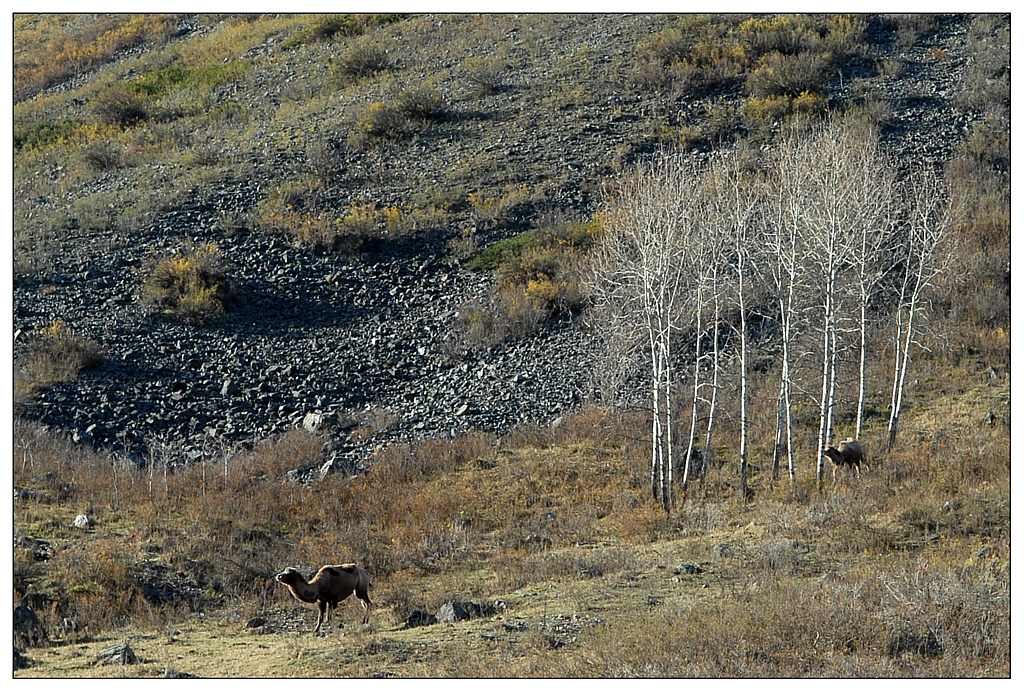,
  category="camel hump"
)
[326,563,359,573]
